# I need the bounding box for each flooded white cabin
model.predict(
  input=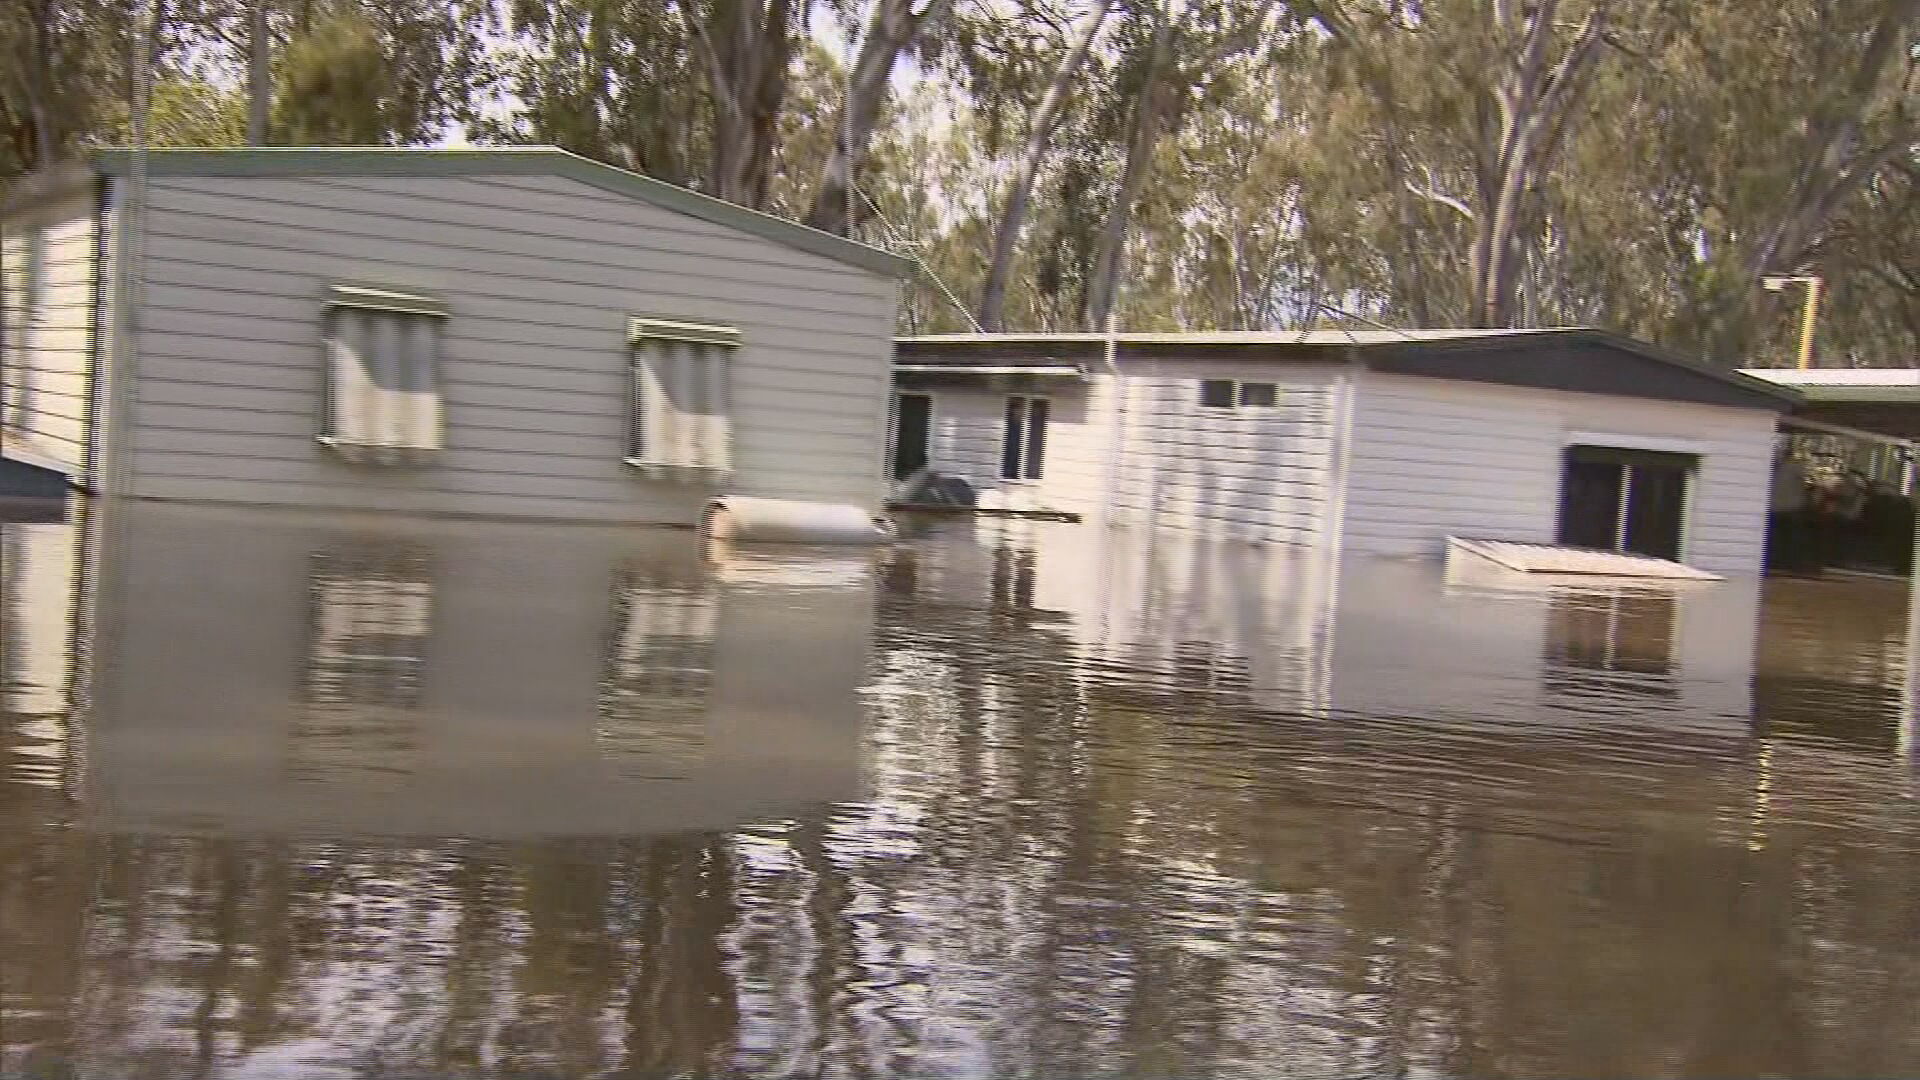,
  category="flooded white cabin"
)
[3,502,874,839]
[1,148,904,521]
[892,330,1796,576]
